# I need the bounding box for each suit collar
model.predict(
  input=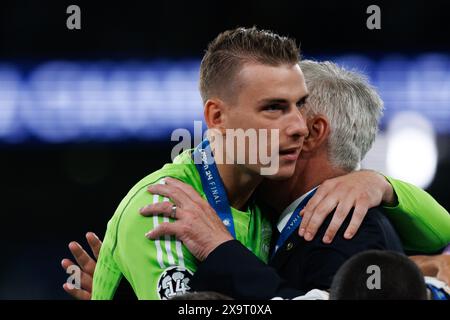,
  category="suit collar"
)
[270,187,318,267]
[277,187,318,232]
